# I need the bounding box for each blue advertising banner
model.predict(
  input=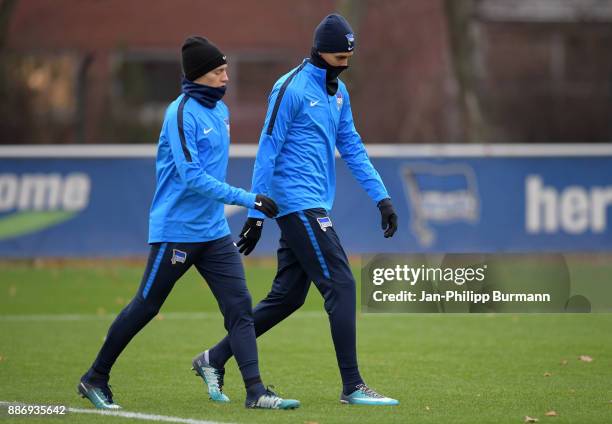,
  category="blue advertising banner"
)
[0,145,611,257]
